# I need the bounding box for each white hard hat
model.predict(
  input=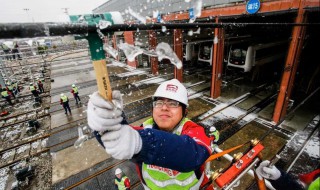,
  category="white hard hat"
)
[210,127,217,132]
[153,79,188,106]
[115,168,122,175]
[72,84,75,87]
[60,93,64,97]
